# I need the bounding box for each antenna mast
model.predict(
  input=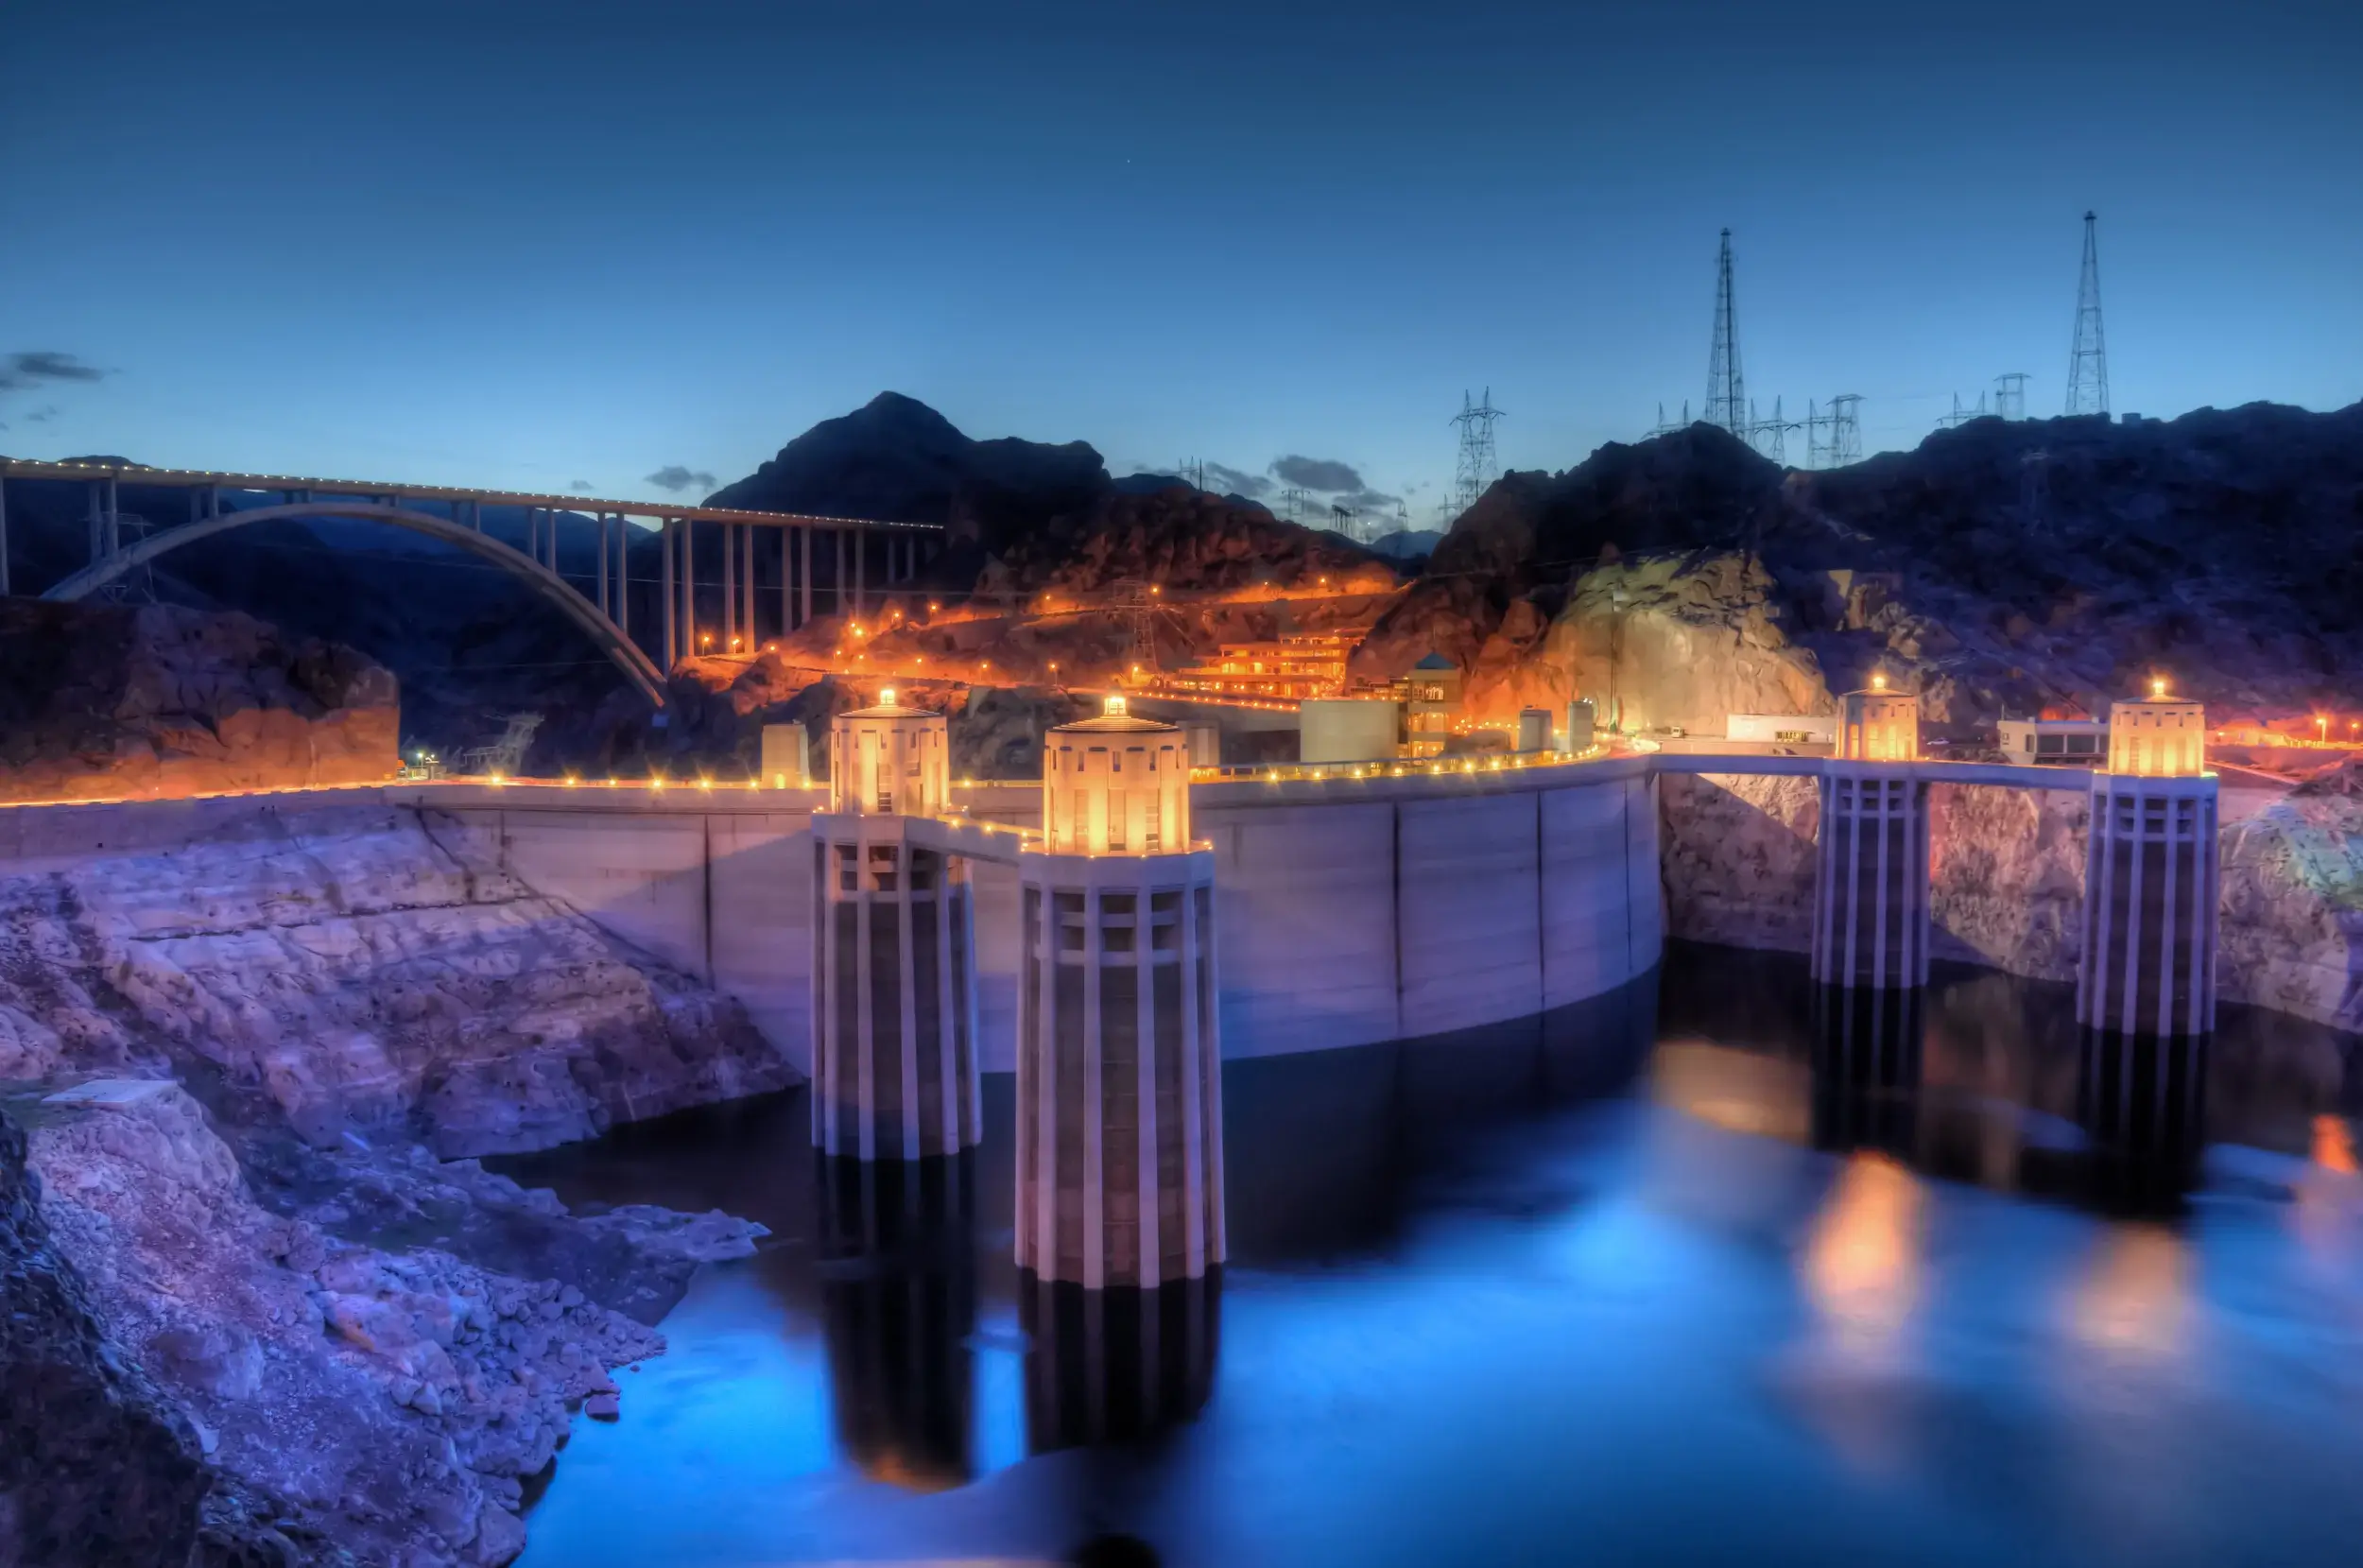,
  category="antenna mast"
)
[1705,229,1747,438]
